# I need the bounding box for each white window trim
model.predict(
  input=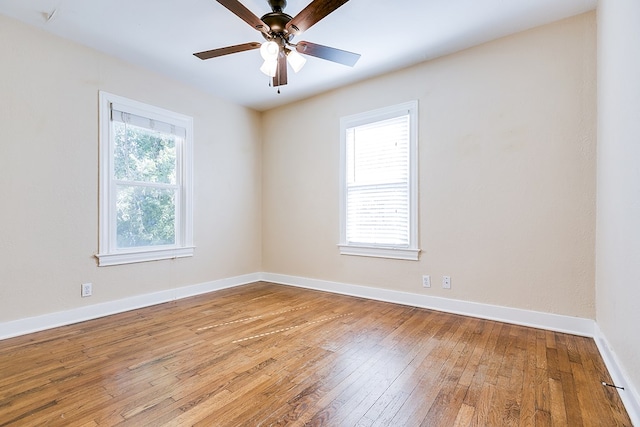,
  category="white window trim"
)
[96,91,194,266]
[338,100,420,261]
